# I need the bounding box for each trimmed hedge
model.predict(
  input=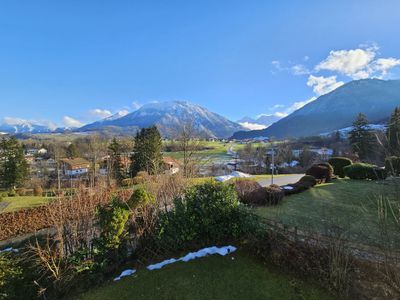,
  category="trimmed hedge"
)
[385,156,400,176]
[265,185,284,206]
[328,157,352,178]
[306,163,333,183]
[343,163,387,180]
[234,180,262,205]
[298,175,317,188]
